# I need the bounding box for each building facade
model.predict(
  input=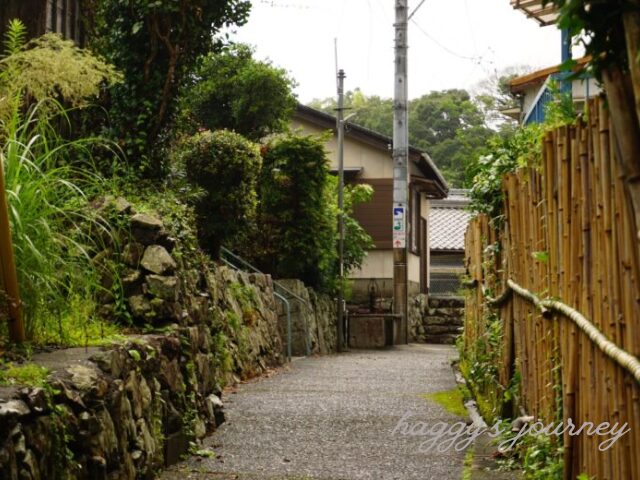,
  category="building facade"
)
[507,58,602,125]
[292,105,449,303]
[428,189,470,296]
